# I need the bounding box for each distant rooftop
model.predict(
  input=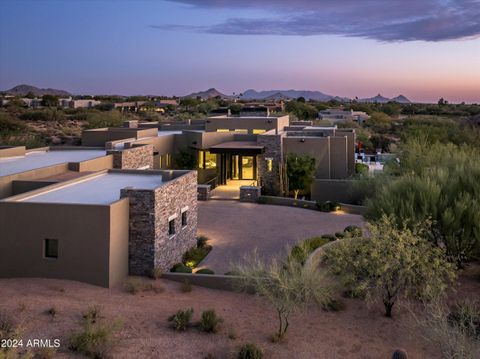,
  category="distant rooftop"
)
[18,172,163,205]
[0,149,106,177]
[157,130,182,137]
